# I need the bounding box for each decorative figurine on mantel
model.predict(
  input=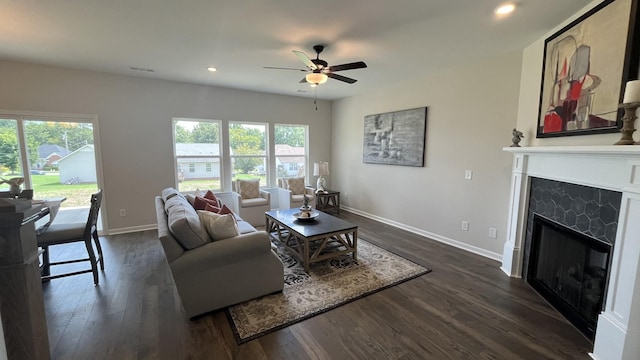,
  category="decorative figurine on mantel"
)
[510,128,524,147]
[0,177,25,197]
